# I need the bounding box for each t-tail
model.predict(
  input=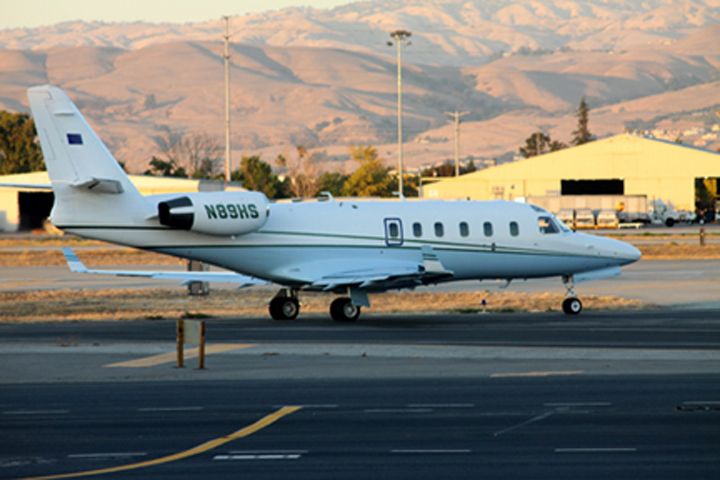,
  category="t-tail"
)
[27,85,151,228]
